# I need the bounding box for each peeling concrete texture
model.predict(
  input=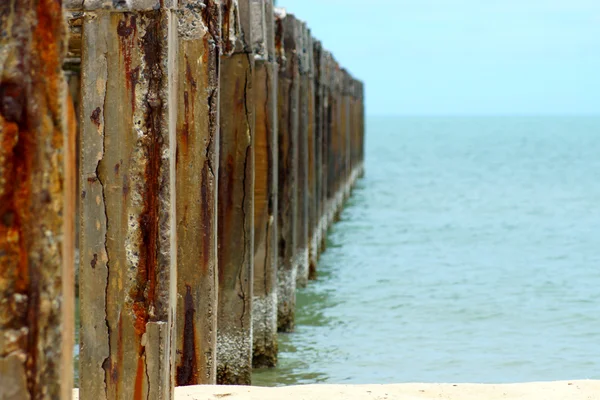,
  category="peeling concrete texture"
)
[175,0,221,387]
[0,0,74,399]
[79,8,176,400]
[217,0,255,385]
[275,10,299,333]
